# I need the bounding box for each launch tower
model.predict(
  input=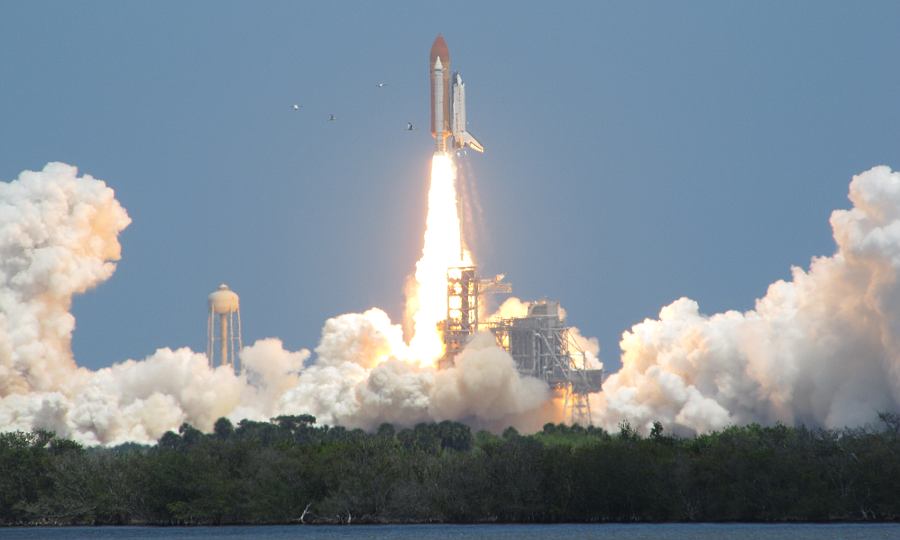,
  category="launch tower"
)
[444,267,512,362]
[442,266,603,425]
